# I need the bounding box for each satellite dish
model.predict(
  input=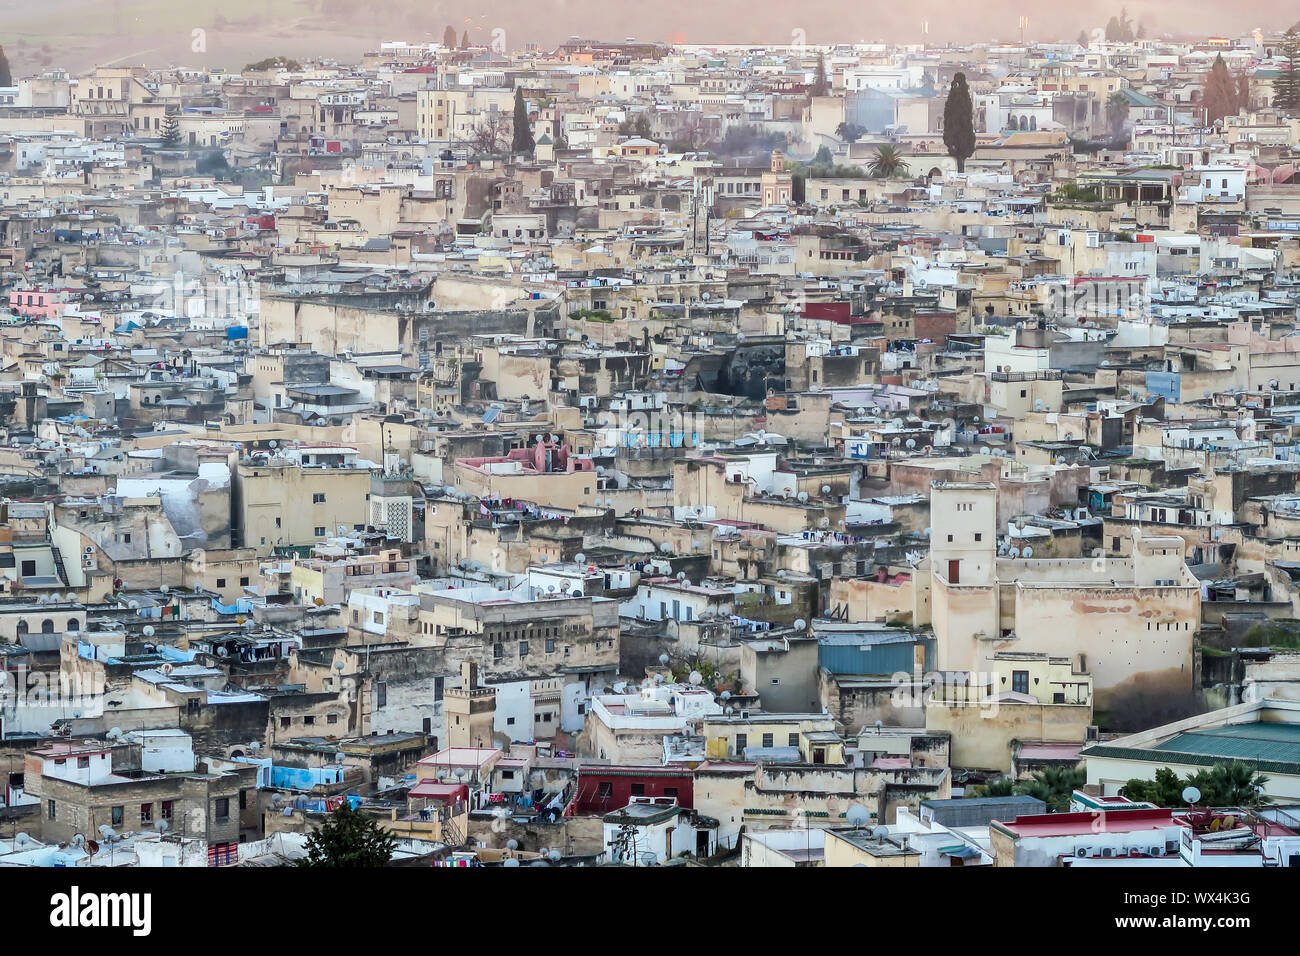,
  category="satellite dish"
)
[574,552,585,564]
[658,653,670,665]
[846,805,871,827]
[821,484,831,494]
[506,839,518,850]
[1182,786,1201,805]
[503,858,521,867]
[793,619,807,631]
[142,625,155,637]
[1008,547,1021,559]
[688,670,702,686]
[659,542,672,554]
[1022,546,1034,558]
[872,825,891,841]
